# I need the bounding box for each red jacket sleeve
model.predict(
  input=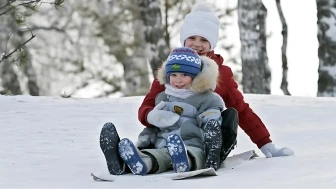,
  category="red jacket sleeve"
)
[221,66,272,148]
[138,79,165,127]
